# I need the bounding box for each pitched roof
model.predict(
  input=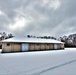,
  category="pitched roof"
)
[1,37,63,44]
